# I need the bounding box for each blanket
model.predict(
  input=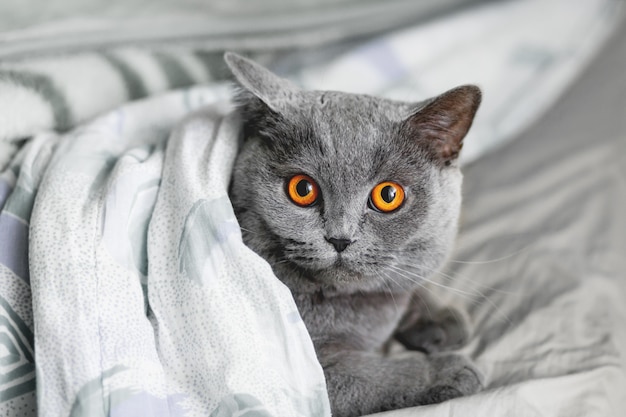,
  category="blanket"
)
[1,0,622,165]
[0,88,330,416]
[1,0,625,416]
